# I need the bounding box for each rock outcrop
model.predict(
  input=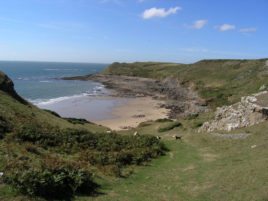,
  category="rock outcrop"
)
[199,91,268,132]
[0,71,27,104]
